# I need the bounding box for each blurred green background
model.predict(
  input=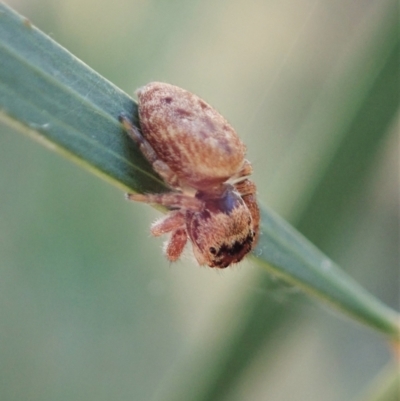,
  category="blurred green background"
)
[0,0,398,400]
